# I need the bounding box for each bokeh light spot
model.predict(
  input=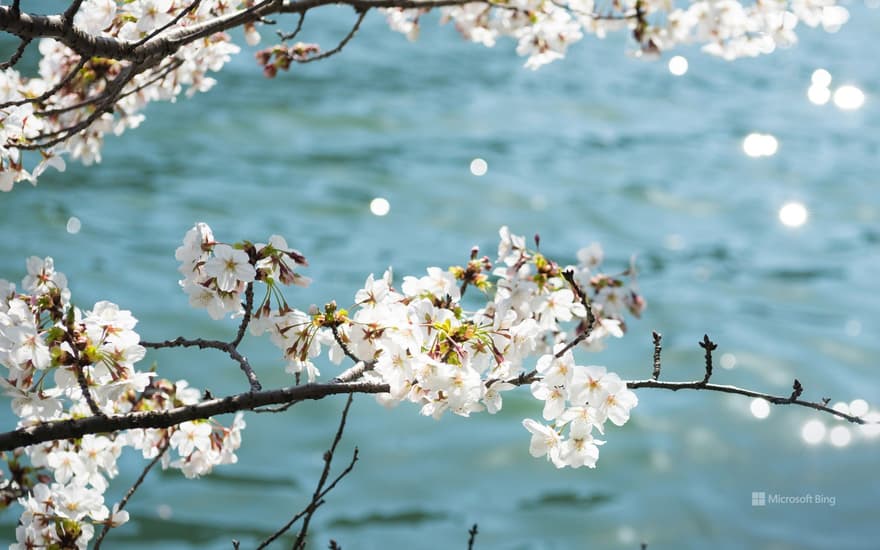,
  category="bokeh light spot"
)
[750,398,770,419]
[807,85,831,105]
[720,353,736,370]
[369,198,390,216]
[668,56,688,76]
[470,158,488,176]
[833,85,865,110]
[829,426,851,447]
[743,133,778,157]
[801,420,826,445]
[66,217,81,234]
[849,399,869,417]
[778,202,808,227]
[811,69,832,87]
